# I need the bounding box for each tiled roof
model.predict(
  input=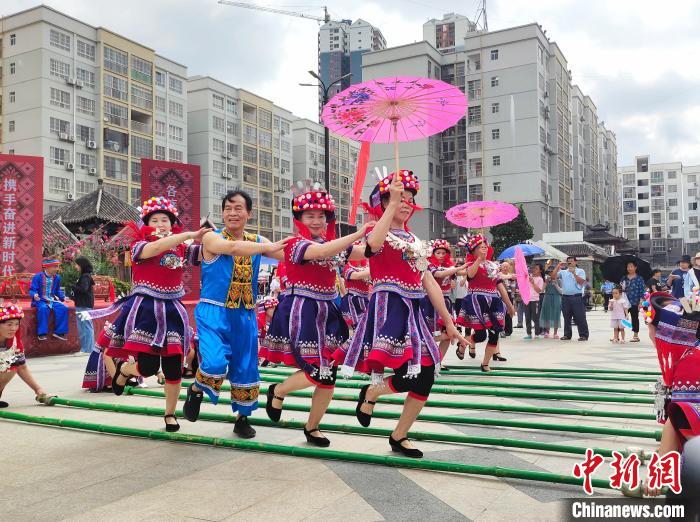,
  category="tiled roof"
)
[44,188,138,226]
